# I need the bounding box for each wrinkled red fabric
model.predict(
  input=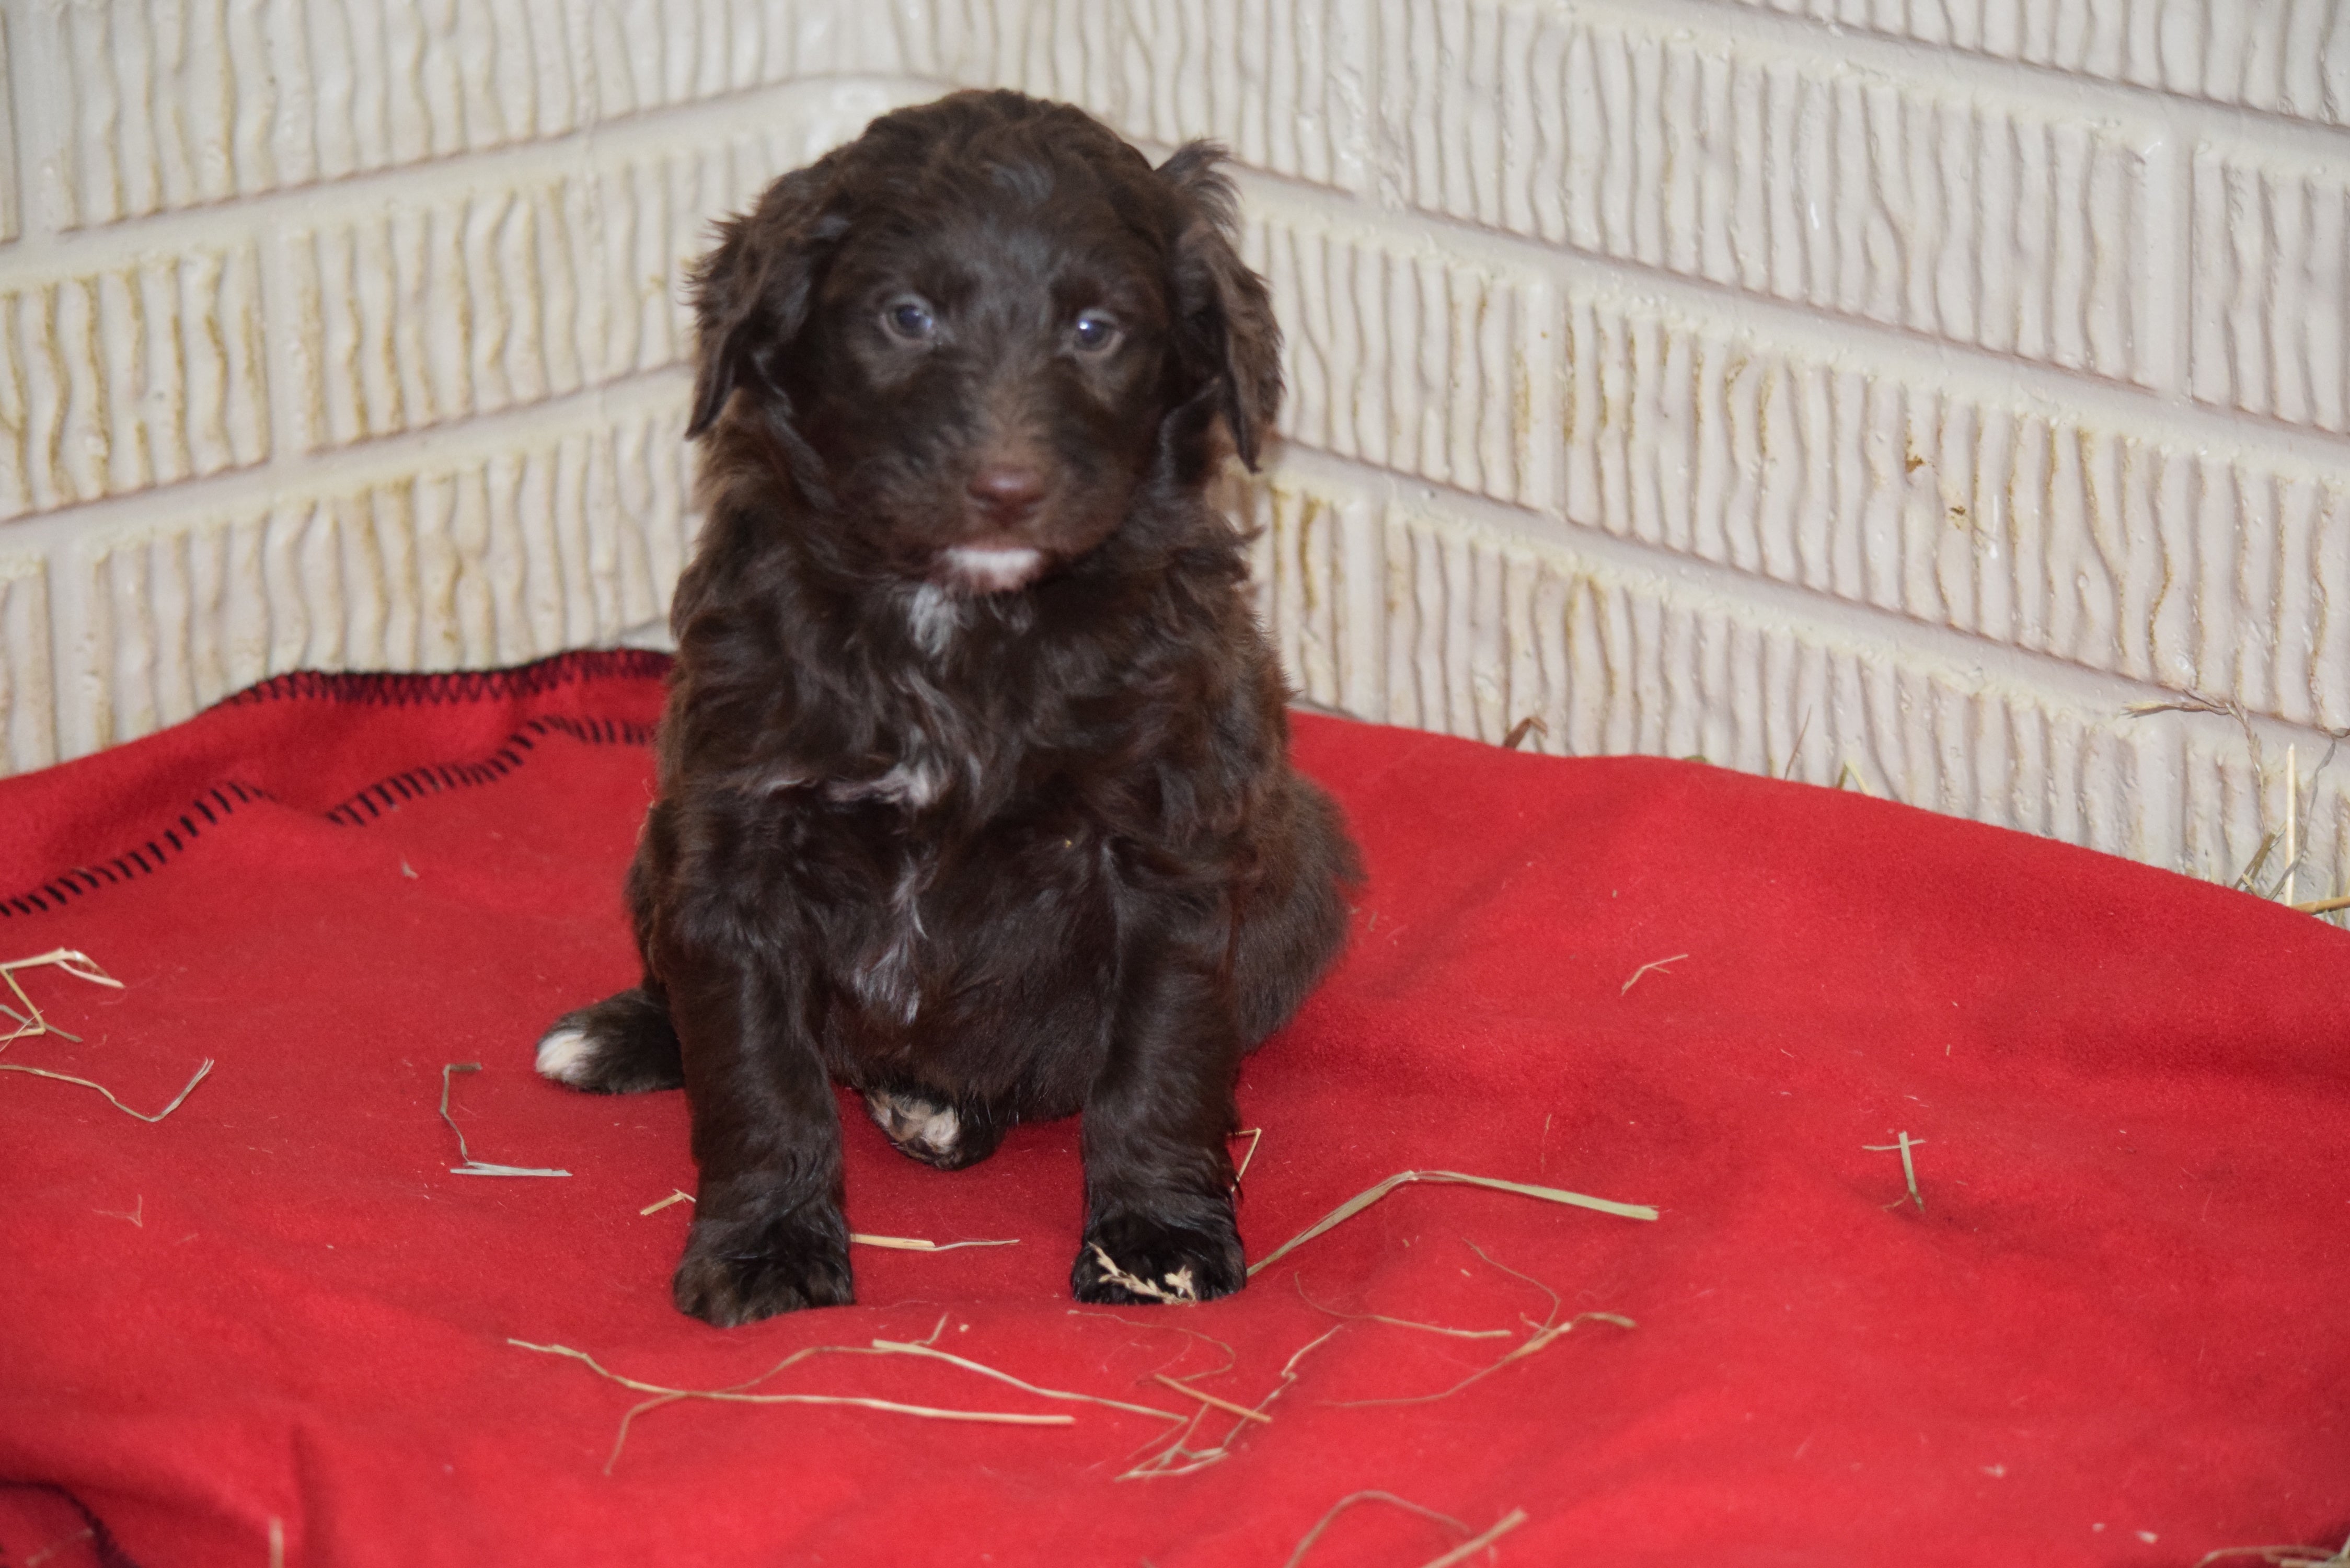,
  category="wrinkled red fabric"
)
[1,651,2343,1568]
